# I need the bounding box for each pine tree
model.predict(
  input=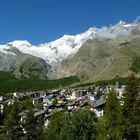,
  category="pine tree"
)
[4,101,24,140]
[96,117,108,140]
[43,112,66,140]
[23,109,44,140]
[23,109,37,140]
[36,115,44,140]
[122,75,140,139]
[61,109,97,140]
[43,109,97,140]
[97,90,122,140]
